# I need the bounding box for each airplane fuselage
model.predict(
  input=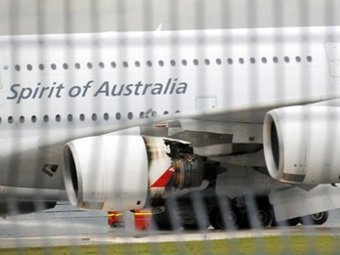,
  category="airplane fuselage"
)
[0,26,339,200]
